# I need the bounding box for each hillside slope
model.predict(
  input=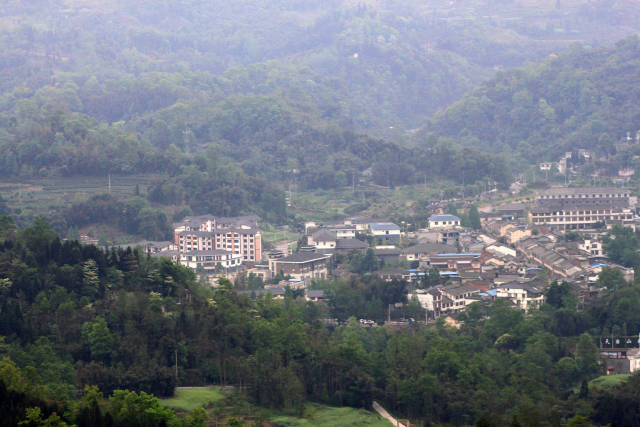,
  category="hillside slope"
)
[2,0,640,132]
[424,36,640,162]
